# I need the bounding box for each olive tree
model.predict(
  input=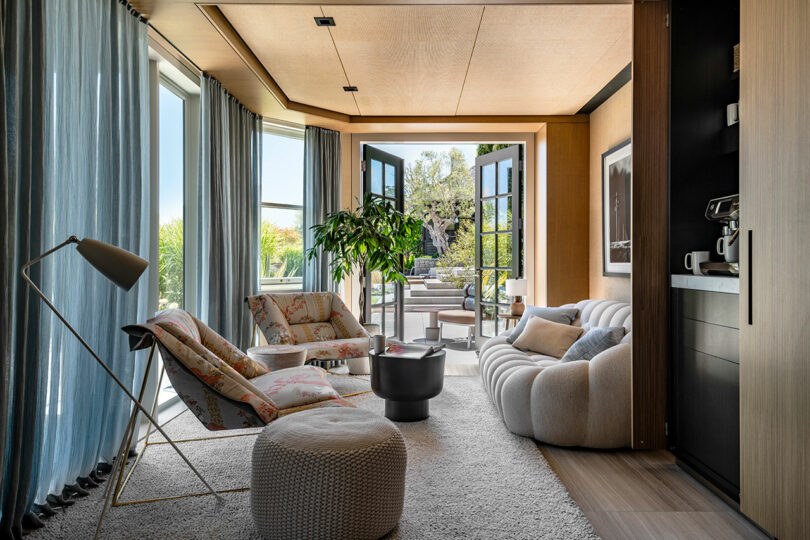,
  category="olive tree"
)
[405,148,474,255]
